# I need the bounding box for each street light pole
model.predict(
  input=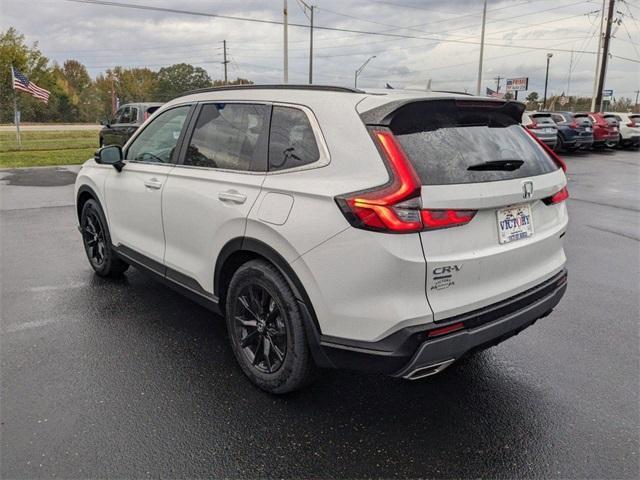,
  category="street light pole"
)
[354,56,376,89]
[543,53,553,110]
[283,0,288,84]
